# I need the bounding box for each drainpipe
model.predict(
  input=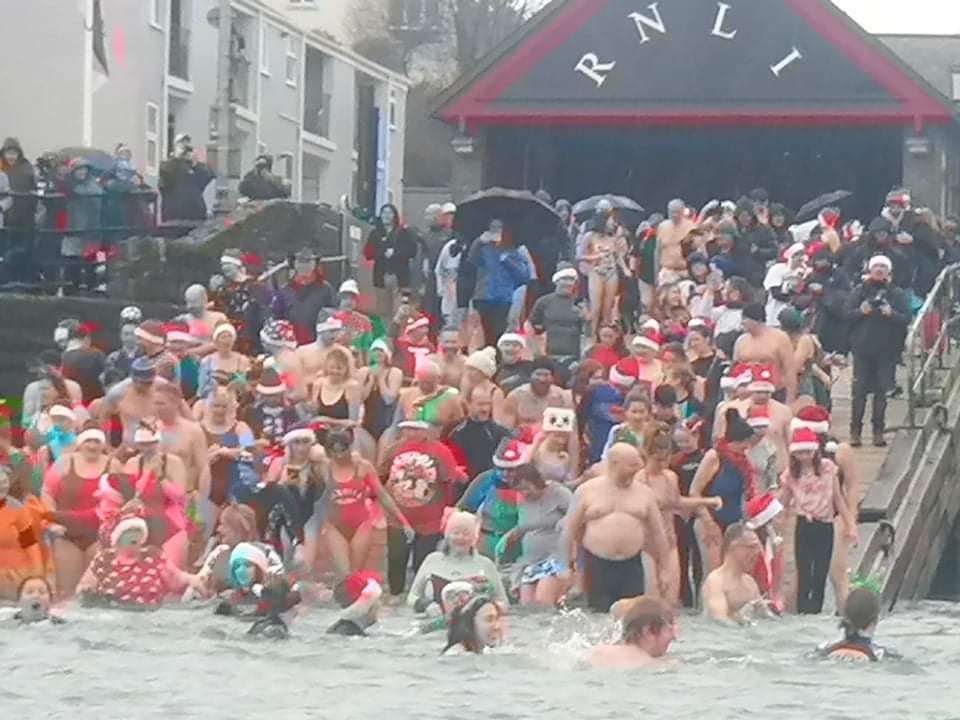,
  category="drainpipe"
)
[82,0,94,146]
[214,0,233,214]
